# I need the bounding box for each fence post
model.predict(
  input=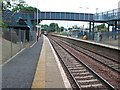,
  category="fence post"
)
[115,21,117,40]
[18,29,22,50]
[23,30,26,43]
[112,26,114,39]
[10,28,12,57]
[89,22,92,40]
[92,22,95,40]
